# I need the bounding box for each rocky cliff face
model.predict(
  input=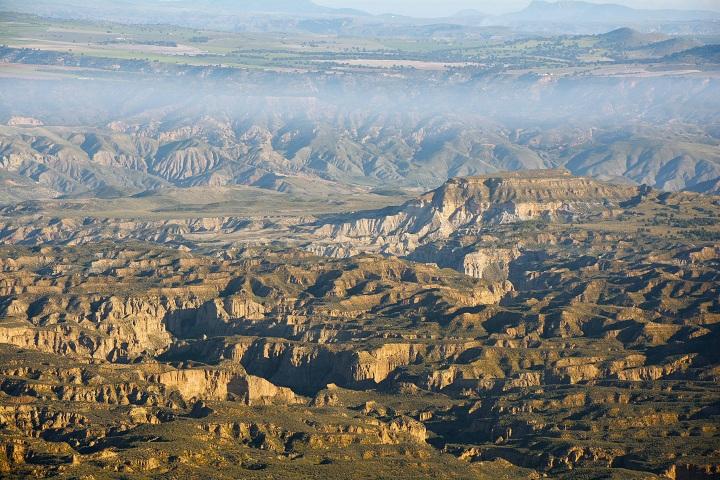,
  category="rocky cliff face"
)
[462,248,520,281]
[311,170,635,257]
[154,366,301,405]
